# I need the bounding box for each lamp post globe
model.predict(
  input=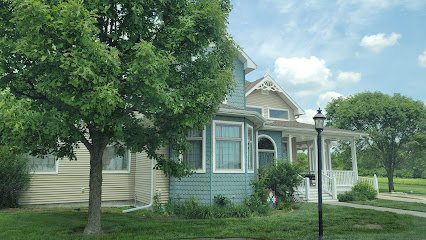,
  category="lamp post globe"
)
[313,108,326,240]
